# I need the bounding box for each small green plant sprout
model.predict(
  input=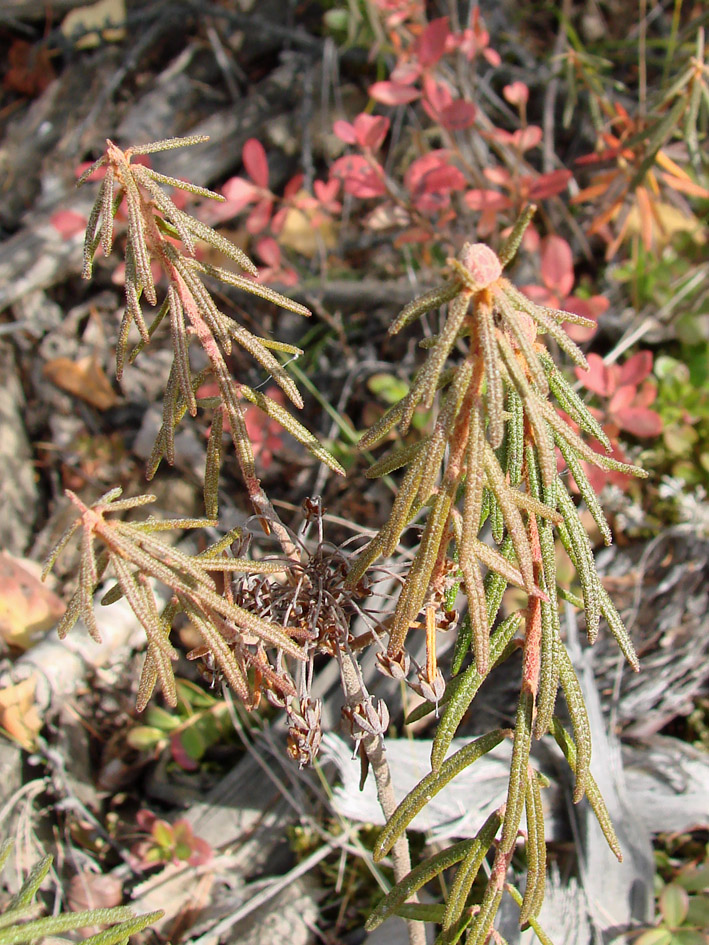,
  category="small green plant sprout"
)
[127,678,235,771]
[354,206,644,941]
[130,810,212,870]
[0,838,161,945]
